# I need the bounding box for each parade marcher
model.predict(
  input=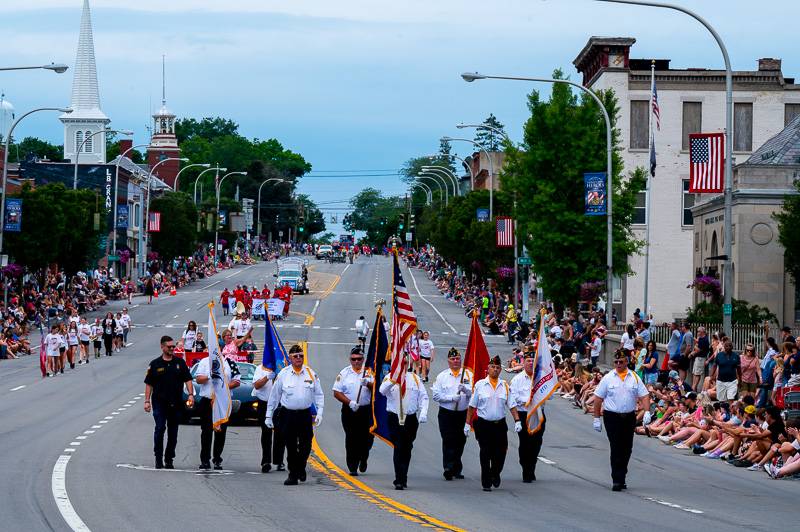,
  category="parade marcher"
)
[182,320,198,352]
[431,347,473,480]
[354,316,369,352]
[101,311,116,357]
[418,331,435,382]
[113,312,124,352]
[44,324,61,376]
[144,336,194,469]
[510,347,545,482]
[58,323,67,373]
[332,346,375,475]
[220,288,231,316]
[90,317,103,358]
[593,350,652,491]
[195,349,241,470]
[253,360,279,473]
[120,307,132,347]
[466,355,519,491]
[266,344,324,485]
[66,321,79,369]
[379,365,429,490]
[78,317,91,364]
